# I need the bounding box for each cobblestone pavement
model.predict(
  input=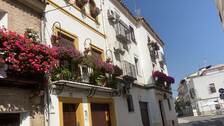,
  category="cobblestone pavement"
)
[178,115,224,126]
